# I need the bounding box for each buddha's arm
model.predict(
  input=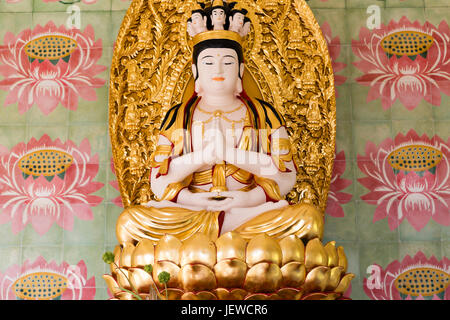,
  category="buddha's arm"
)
[150,135,216,200]
[223,127,297,197]
[224,150,296,196]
